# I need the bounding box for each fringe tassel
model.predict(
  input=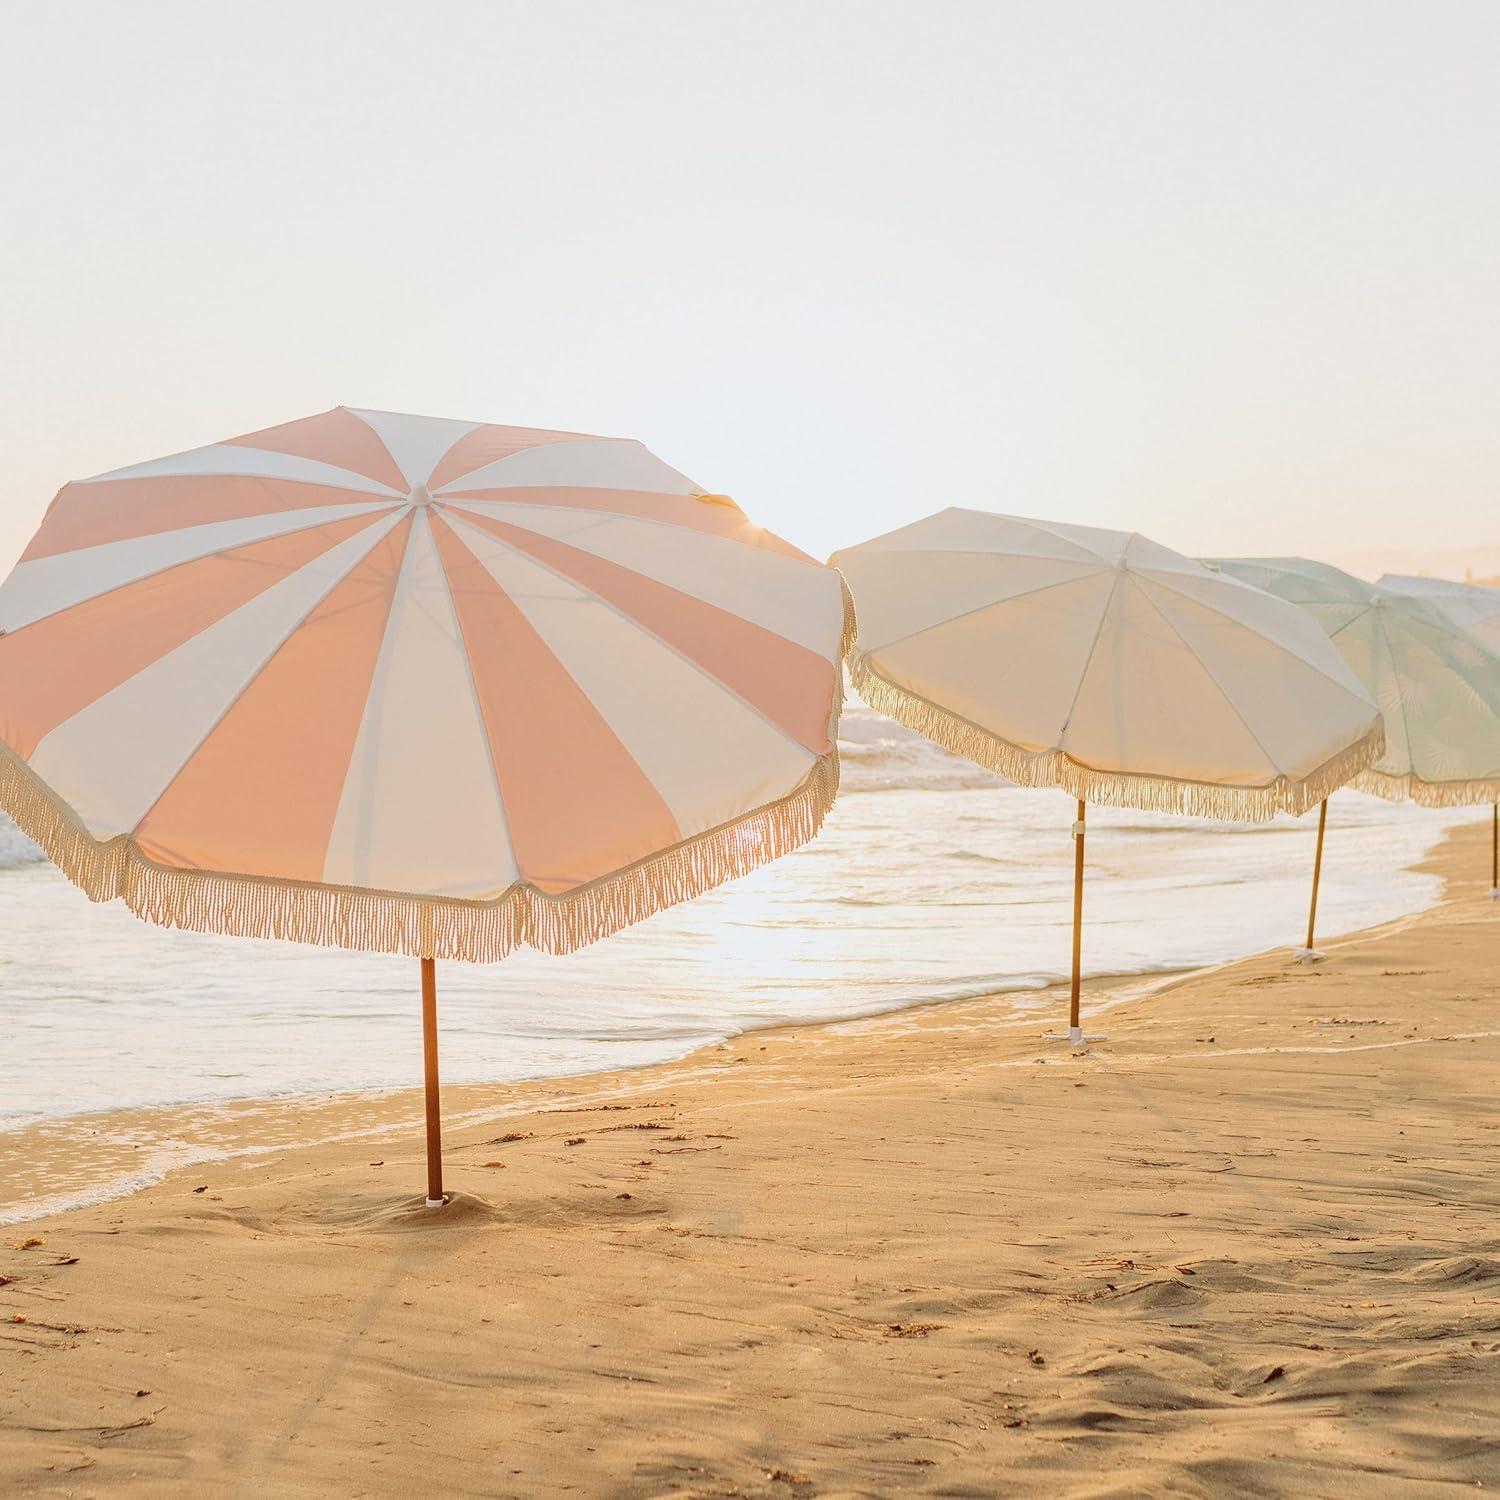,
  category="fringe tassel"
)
[838,571,859,662]
[0,735,841,964]
[849,654,1385,822]
[1351,768,1500,808]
